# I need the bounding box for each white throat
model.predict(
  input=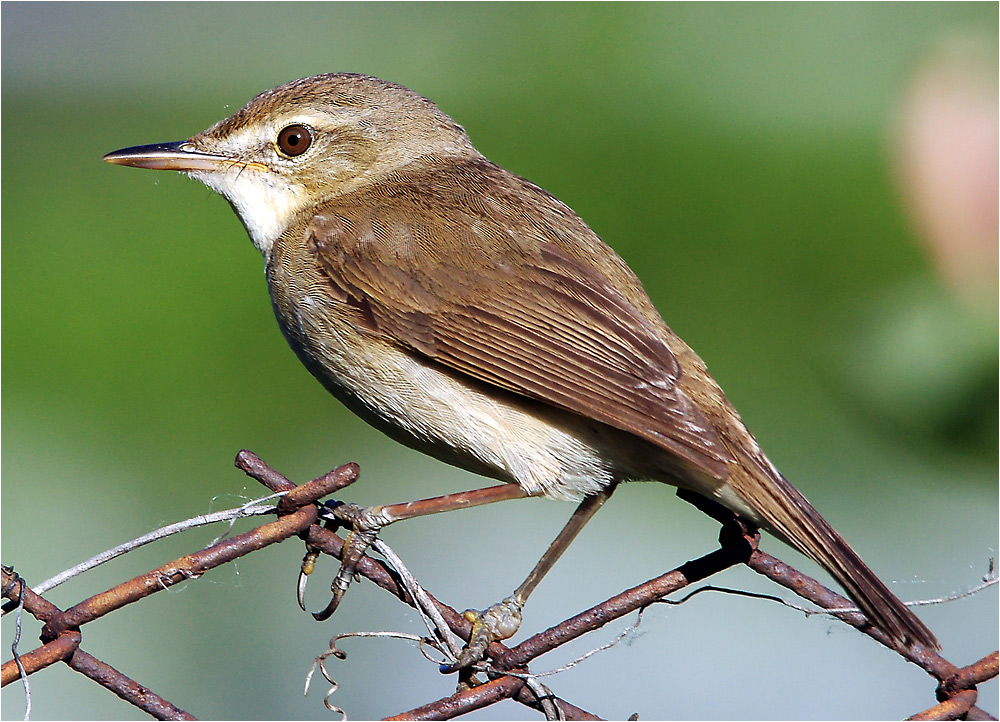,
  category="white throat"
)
[188,166,308,258]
